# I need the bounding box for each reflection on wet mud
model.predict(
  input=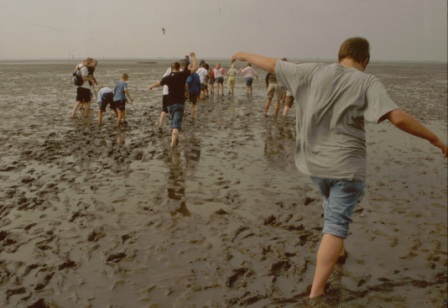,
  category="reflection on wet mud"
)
[167,149,185,202]
[263,119,295,164]
[166,135,202,217]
